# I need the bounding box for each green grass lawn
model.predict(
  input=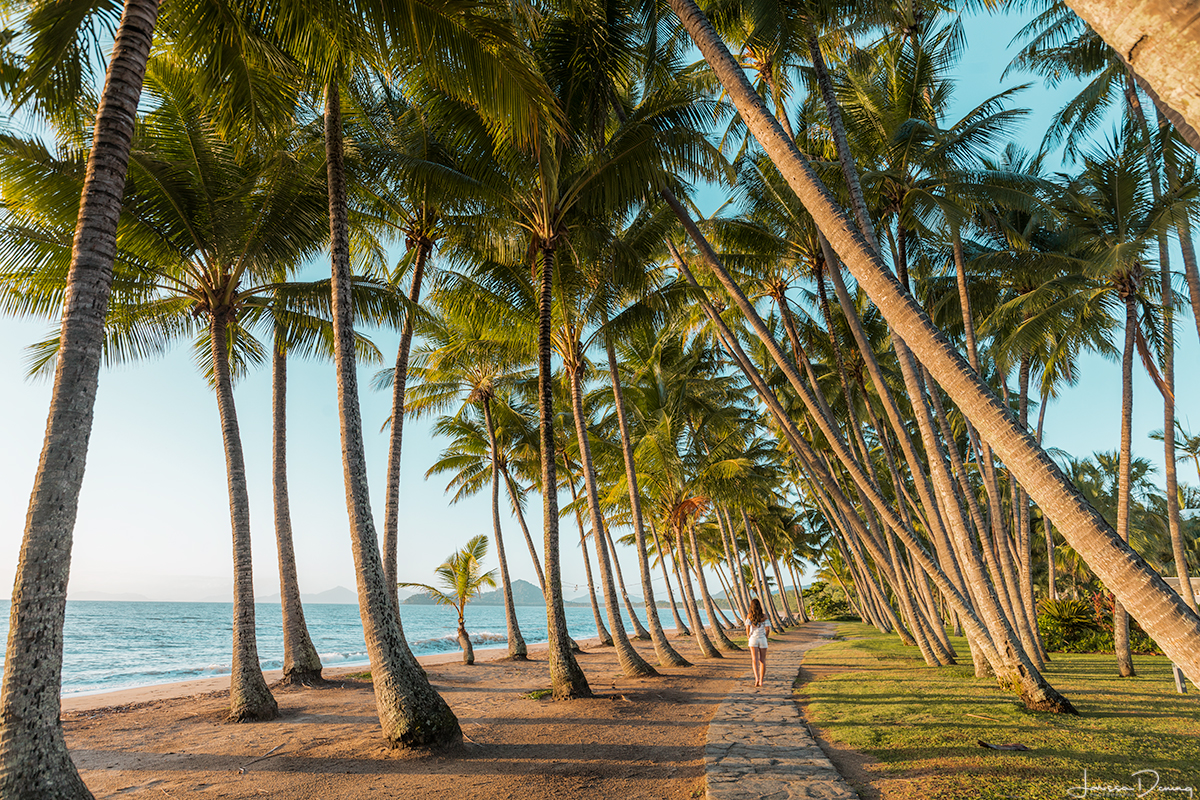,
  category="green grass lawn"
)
[799,623,1200,799]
